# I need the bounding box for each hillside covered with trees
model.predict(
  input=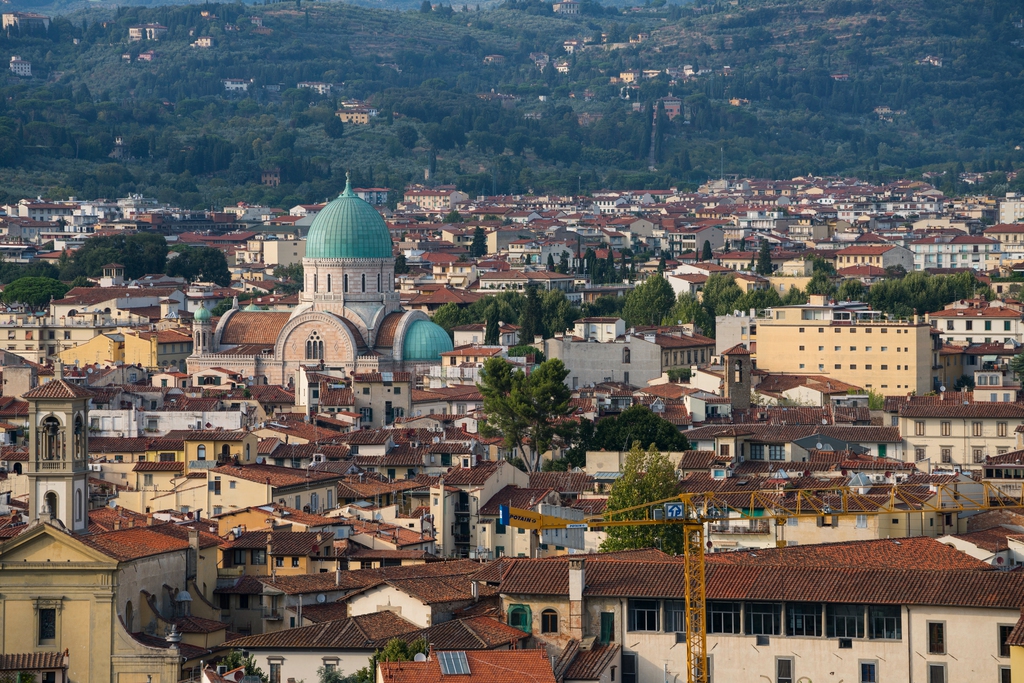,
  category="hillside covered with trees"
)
[1,0,1023,206]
